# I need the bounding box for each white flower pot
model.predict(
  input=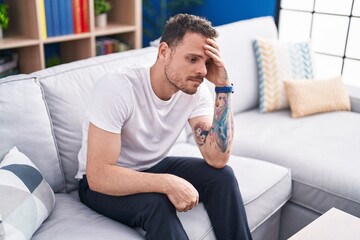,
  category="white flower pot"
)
[95,14,107,28]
